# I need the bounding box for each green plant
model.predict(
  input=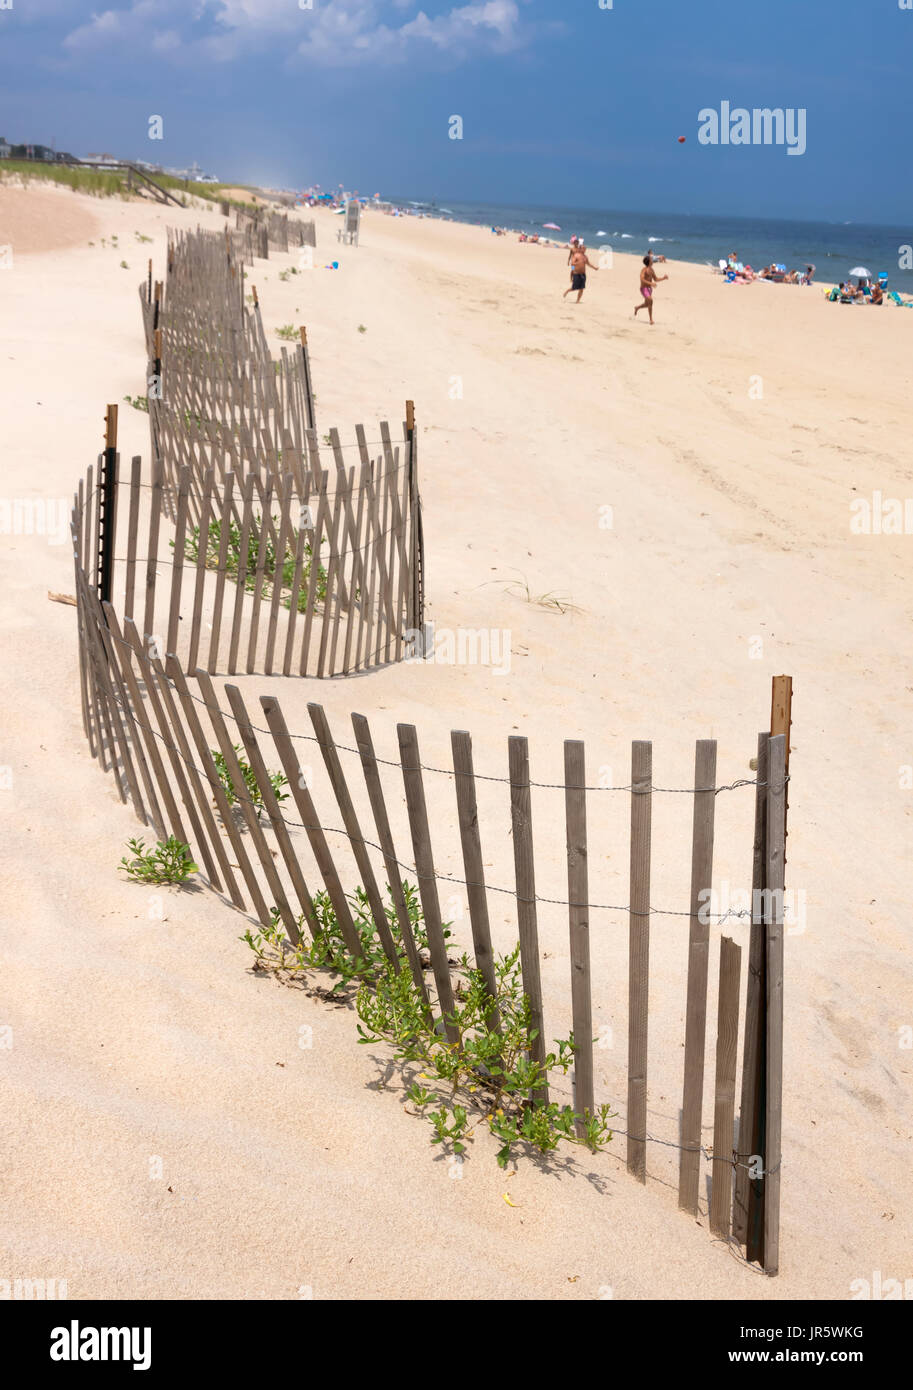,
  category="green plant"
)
[242,880,443,992]
[212,744,288,819]
[134,231,153,243]
[119,259,129,269]
[358,942,613,1168]
[275,324,298,341]
[242,880,613,1171]
[123,393,149,412]
[119,836,197,885]
[179,512,329,610]
[357,324,367,334]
